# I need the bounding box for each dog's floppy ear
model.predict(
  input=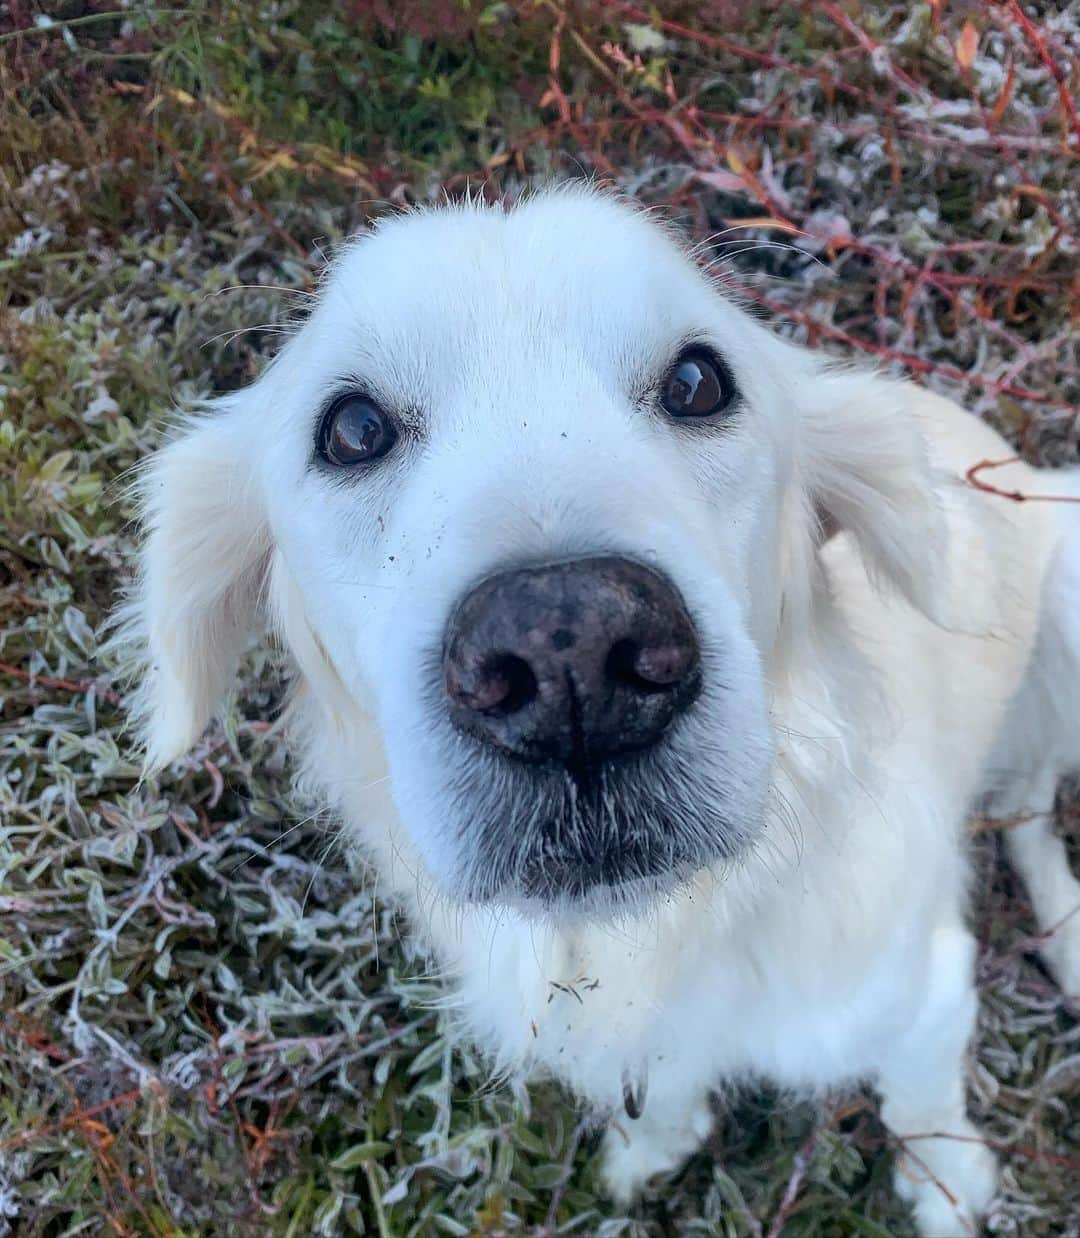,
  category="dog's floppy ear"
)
[114,394,271,770]
[793,367,947,621]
